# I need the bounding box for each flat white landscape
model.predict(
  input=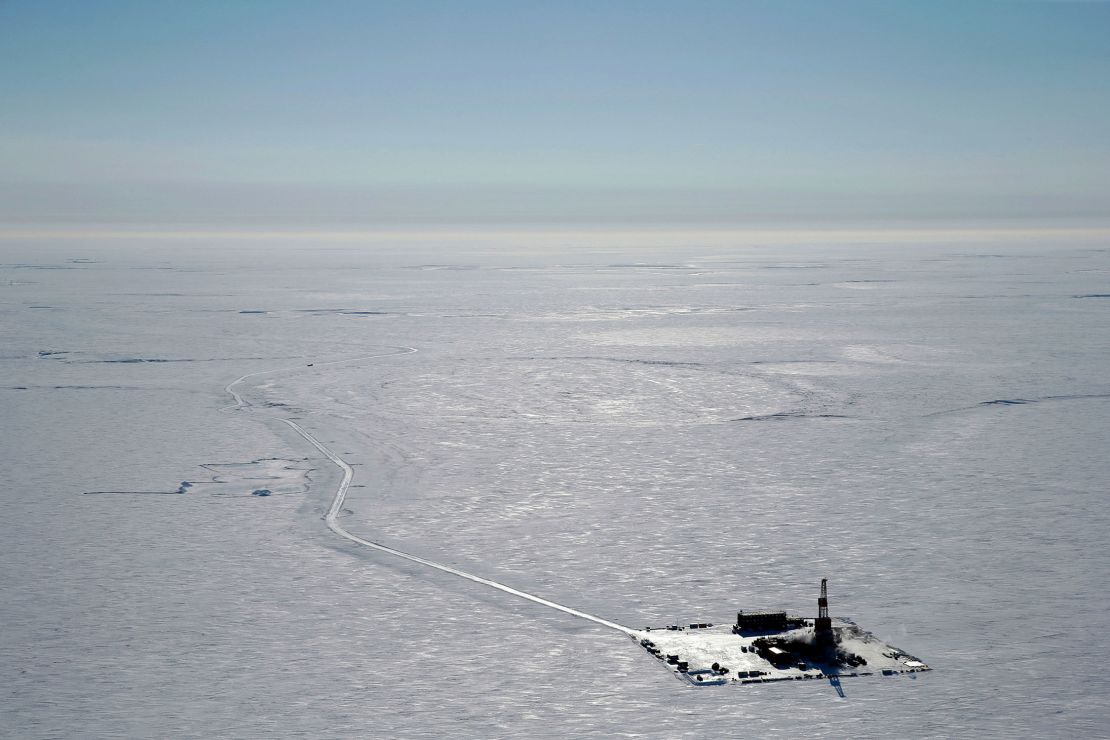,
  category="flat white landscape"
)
[2,228,1109,737]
